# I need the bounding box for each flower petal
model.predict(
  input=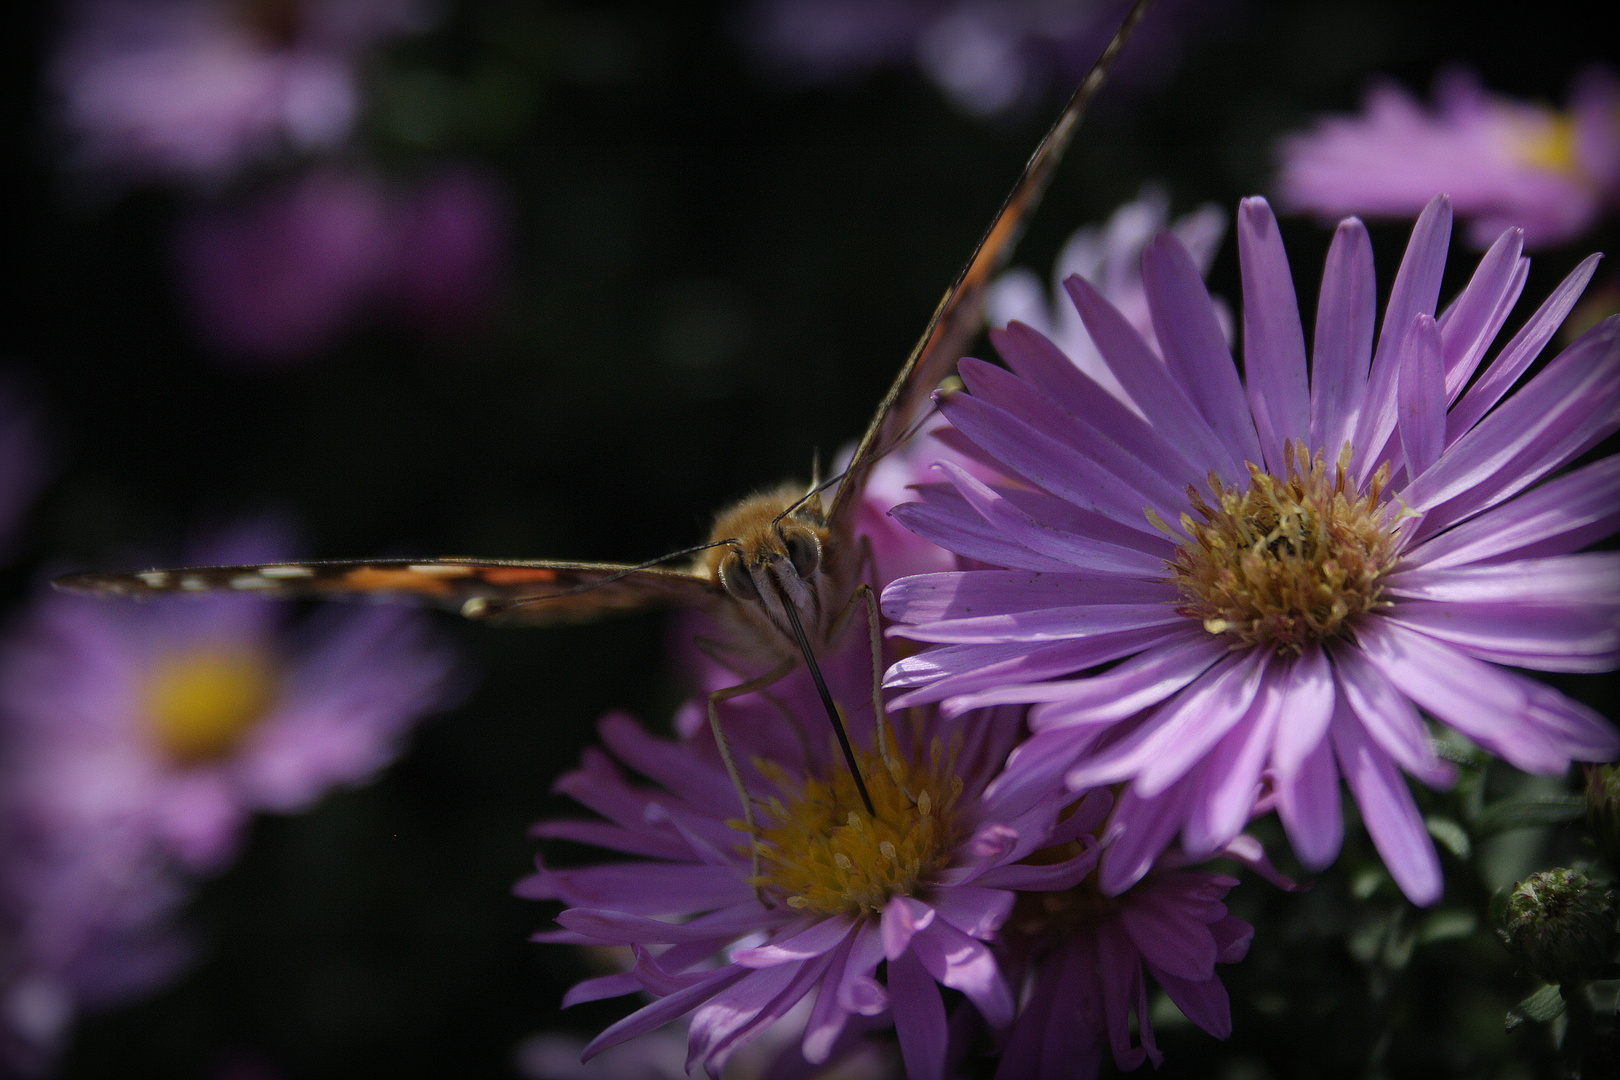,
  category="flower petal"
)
[1331,711,1442,906]
[1064,650,1269,797]
[733,914,854,968]
[1238,196,1311,467]
[1404,454,1620,569]
[888,948,948,1080]
[1447,253,1602,441]
[1396,313,1446,477]
[1352,194,1452,479]
[1310,216,1376,453]
[581,966,746,1061]
[1066,273,1242,478]
[1144,231,1265,467]
[1181,673,1283,859]
[881,895,934,960]
[1354,620,1568,774]
[1269,646,1336,779]
[1408,317,1620,531]
[1435,226,1525,400]
[1274,724,1343,870]
[911,916,1014,1028]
